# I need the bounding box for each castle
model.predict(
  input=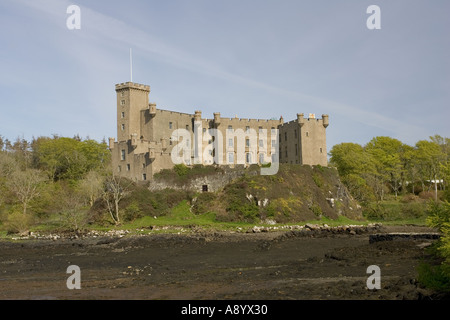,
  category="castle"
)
[109,82,329,181]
